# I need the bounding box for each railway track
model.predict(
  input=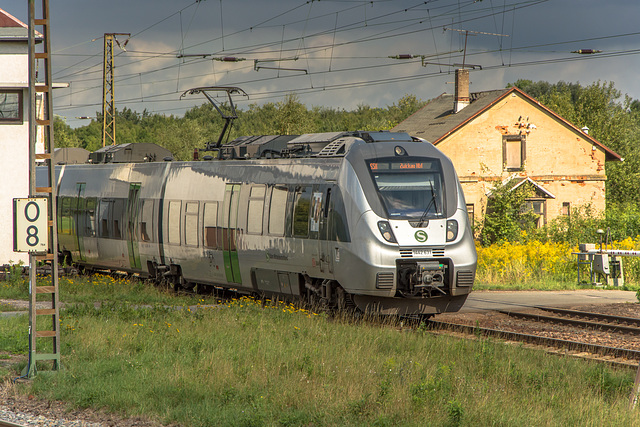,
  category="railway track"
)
[428,306,640,368]
[497,307,640,336]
